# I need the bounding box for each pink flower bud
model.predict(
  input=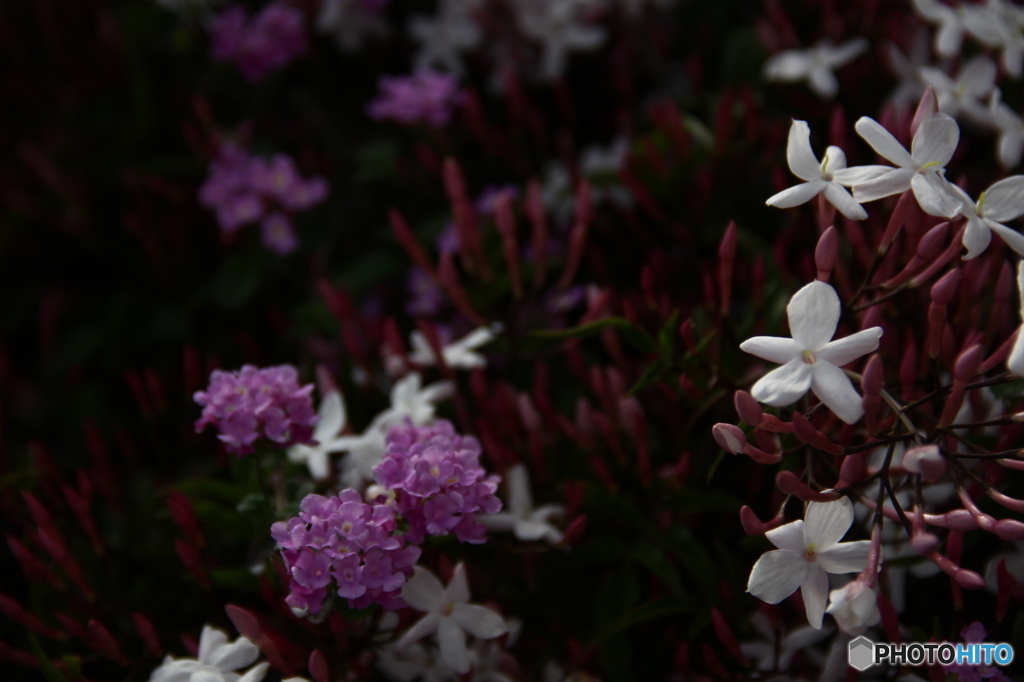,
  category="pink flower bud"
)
[710,608,748,666]
[309,649,330,682]
[954,569,986,590]
[839,452,866,484]
[88,620,128,666]
[815,226,838,280]
[994,519,1024,541]
[862,354,884,394]
[132,613,163,658]
[712,424,746,454]
[954,344,984,382]
[733,390,763,425]
[911,532,941,556]
[791,412,817,443]
[902,444,945,483]
[775,471,838,502]
[930,269,961,305]
[942,509,980,531]
[911,87,939,137]
[739,506,764,535]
